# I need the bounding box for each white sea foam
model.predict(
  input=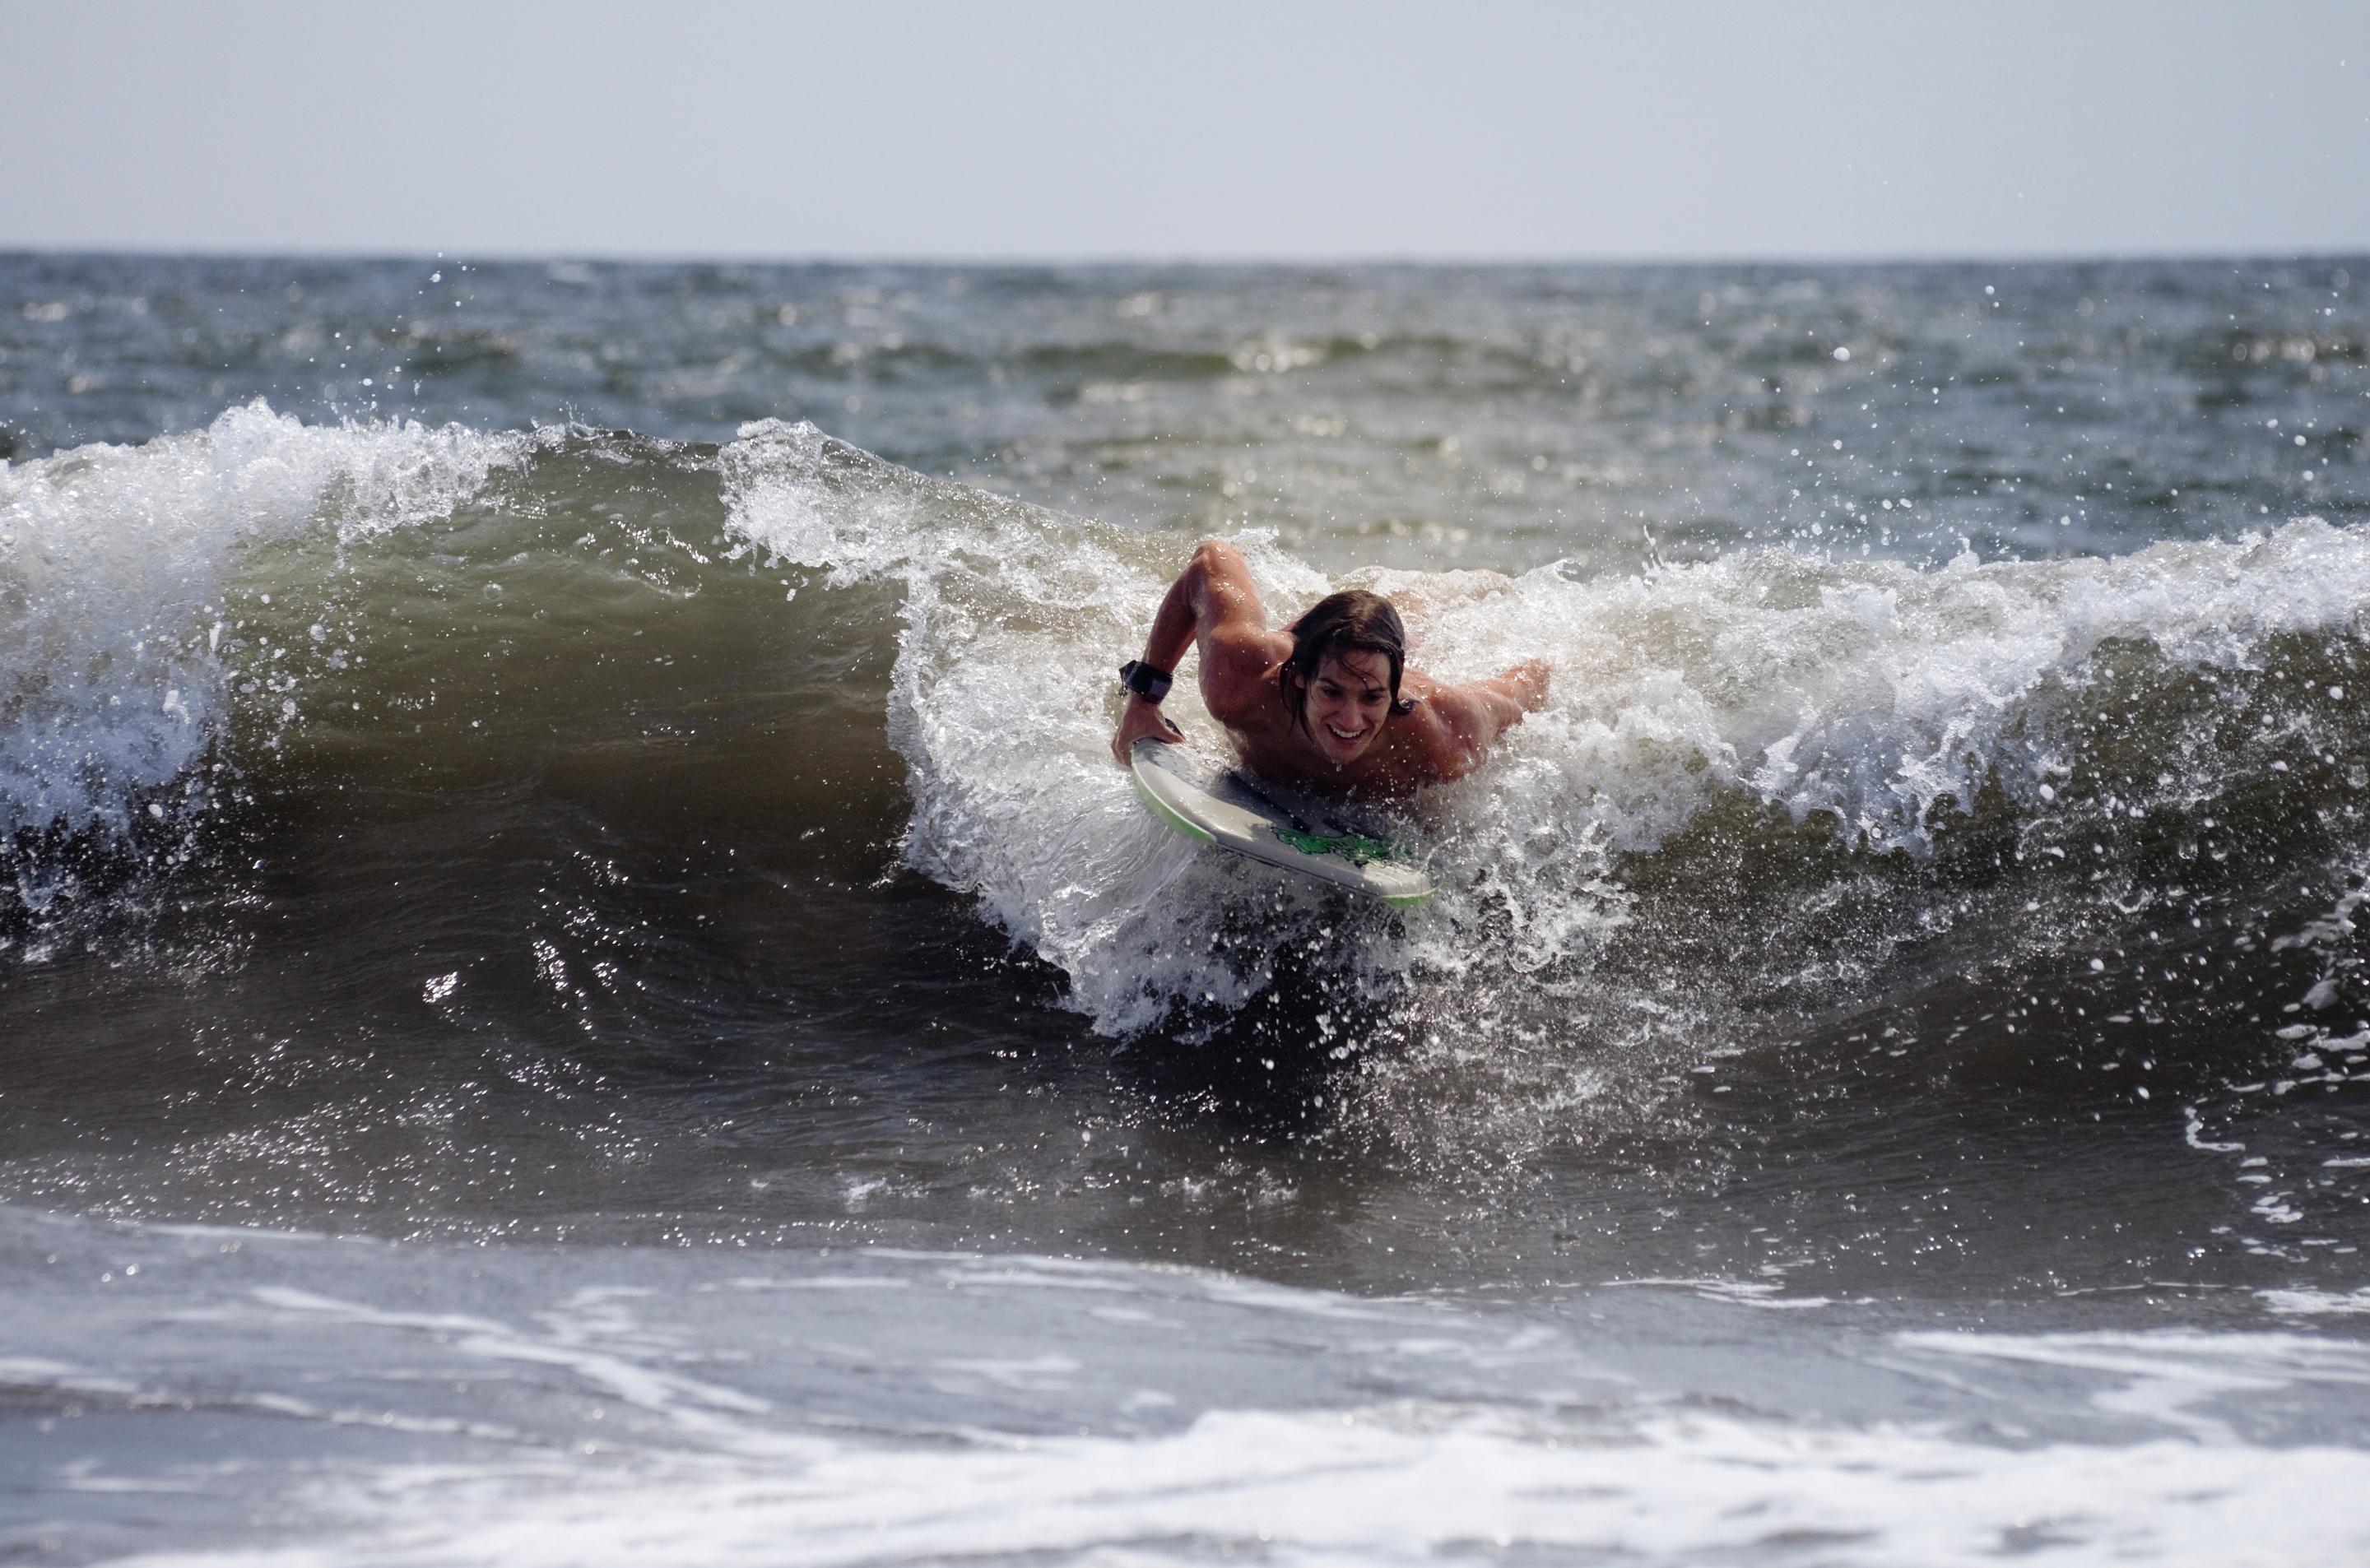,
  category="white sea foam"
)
[0,401,527,851]
[242,1285,803,1454]
[2260,1286,2370,1317]
[107,1403,2370,1568]
[723,418,1248,1035]
[1429,517,2370,859]
[1895,1327,2370,1441]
